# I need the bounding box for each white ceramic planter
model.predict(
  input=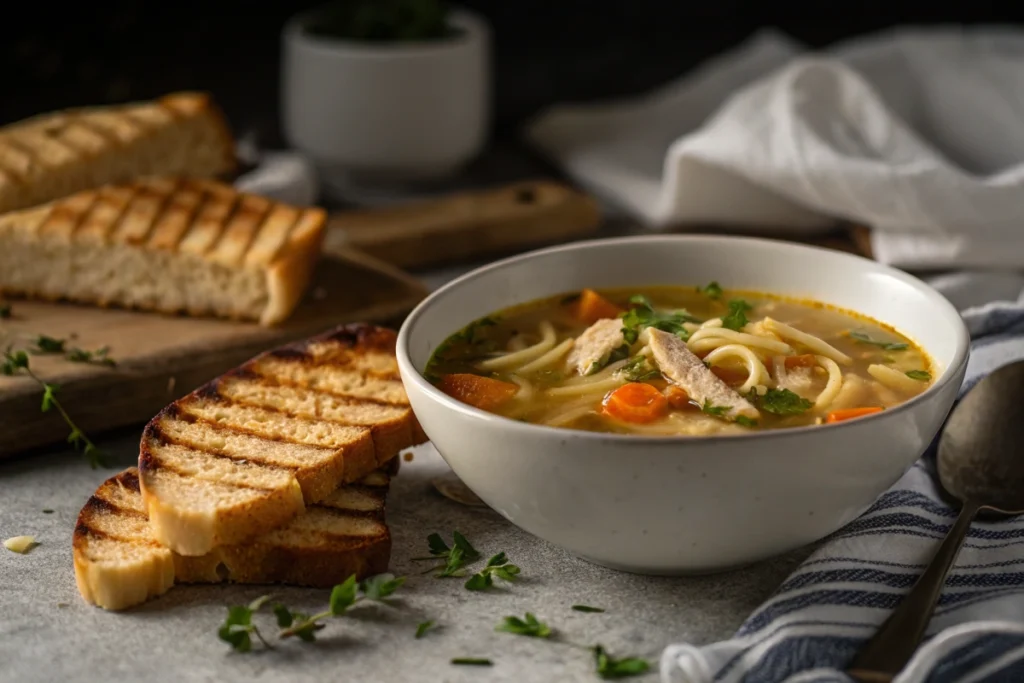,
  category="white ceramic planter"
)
[281,6,490,191]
